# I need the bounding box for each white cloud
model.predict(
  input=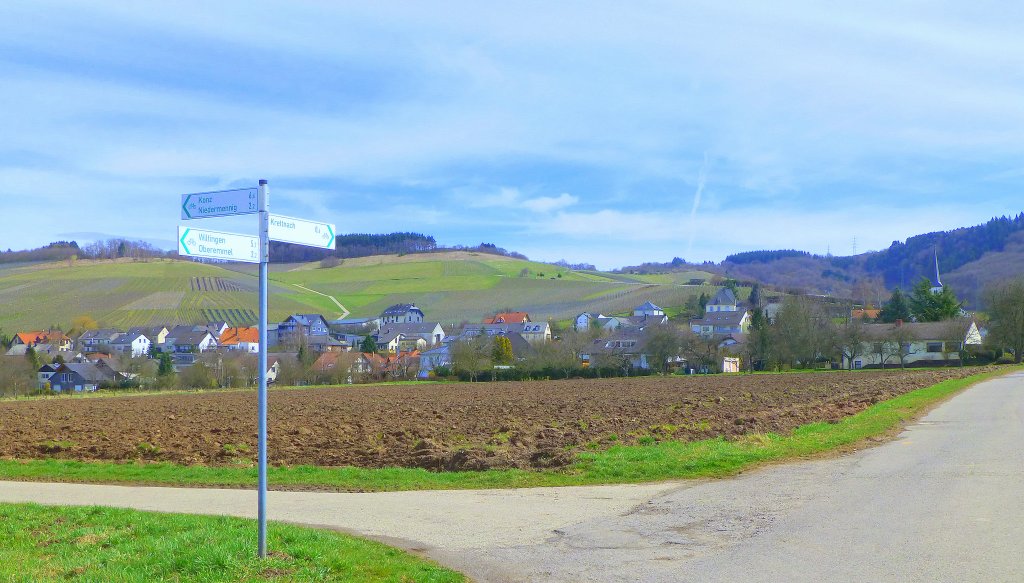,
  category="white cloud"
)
[461,188,579,214]
[520,193,579,213]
